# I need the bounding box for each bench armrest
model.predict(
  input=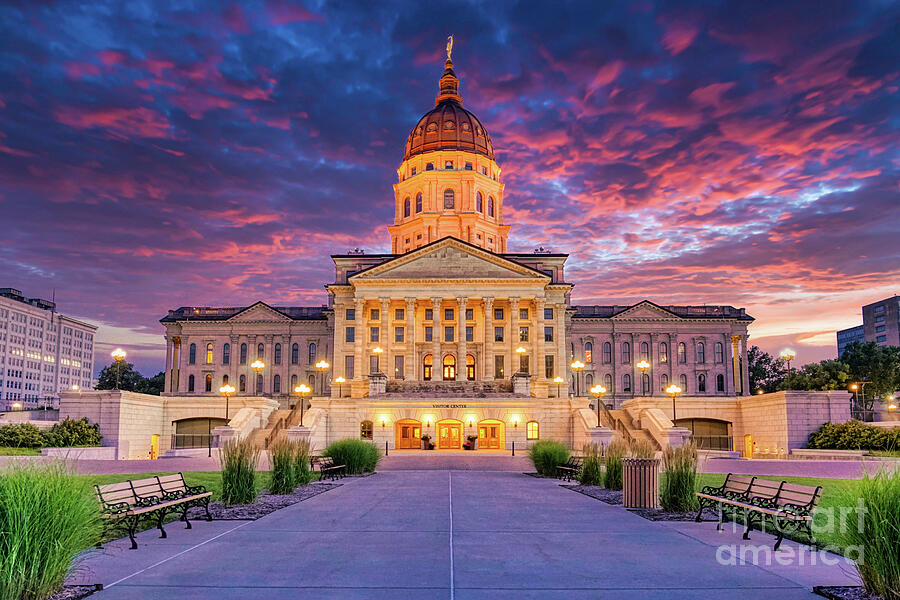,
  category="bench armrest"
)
[779,502,814,517]
[135,495,162,508]
[186,485,208,495]
[103,501,133,515]
[699,484,724,495]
